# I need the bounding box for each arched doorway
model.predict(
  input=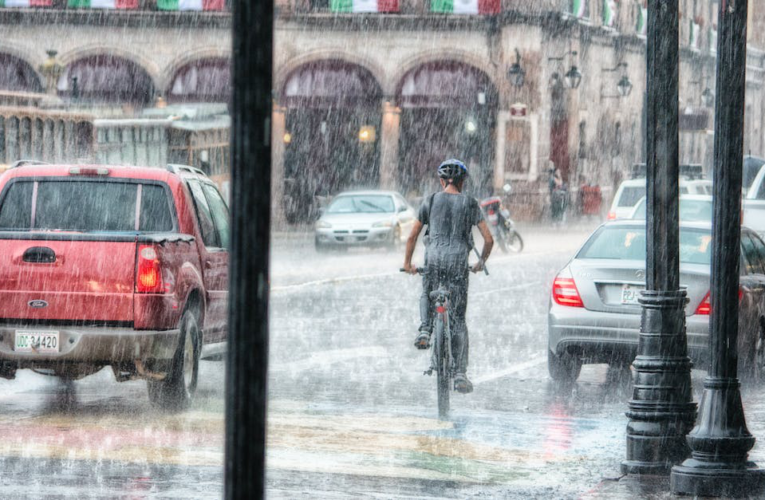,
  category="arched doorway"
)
[396,61,497,197]
[281,59,382,223]
[57,55,155,105]
[0,53,43,92]
[167,58,230,103]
